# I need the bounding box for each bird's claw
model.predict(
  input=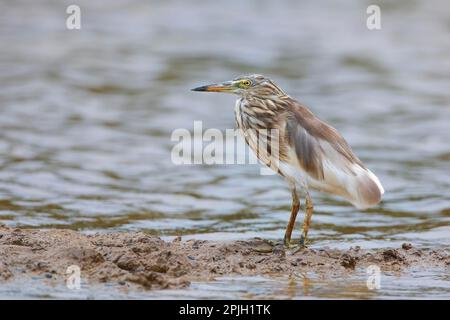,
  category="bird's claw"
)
[283,236,308,255]
[291,243,308,255]
[251,237,308,255]
[299,234,307,247]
